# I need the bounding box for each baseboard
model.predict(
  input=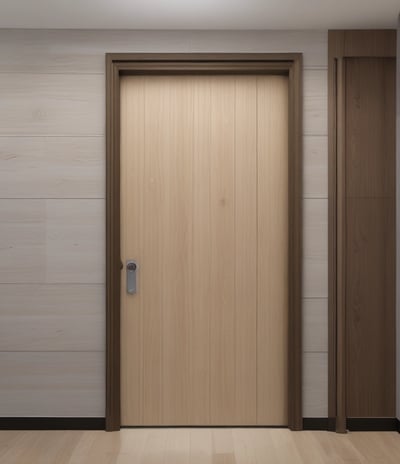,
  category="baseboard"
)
[2,417,395,432]
[302,418,331,431]
[397,419,400,433]
[121,425,288,429]
[346,418,398,431]
[0,417,105,430]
